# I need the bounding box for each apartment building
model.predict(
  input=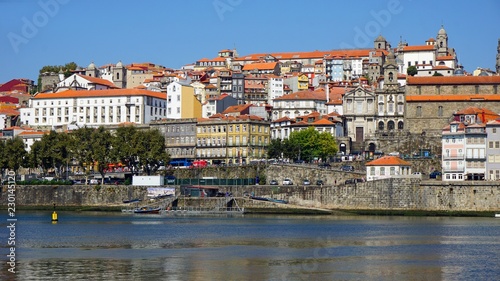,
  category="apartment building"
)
[19,88,167,129]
